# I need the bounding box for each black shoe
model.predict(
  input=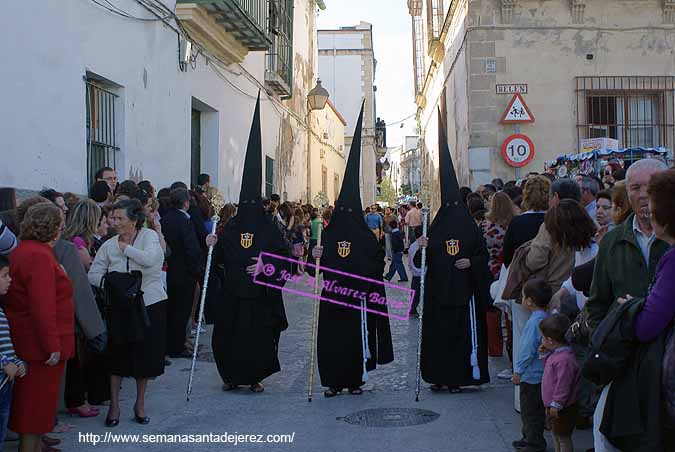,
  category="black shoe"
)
[398,279,409,282]
[169,351,192,359]
[134,414,150,425]
[105,411,120,427]
[324,387,341,398]
[134,409,150,425]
